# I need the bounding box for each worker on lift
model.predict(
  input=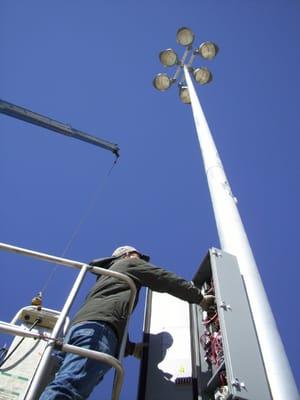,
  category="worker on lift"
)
[40,245,214,400]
